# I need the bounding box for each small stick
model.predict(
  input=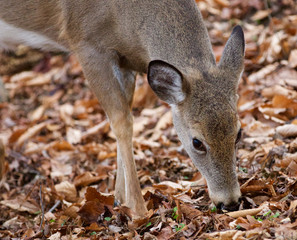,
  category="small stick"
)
[264,0,273,30]
[226,205,265,218]
[48,200,61,213]
[240,172,258,190]
[39,184,45,231]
